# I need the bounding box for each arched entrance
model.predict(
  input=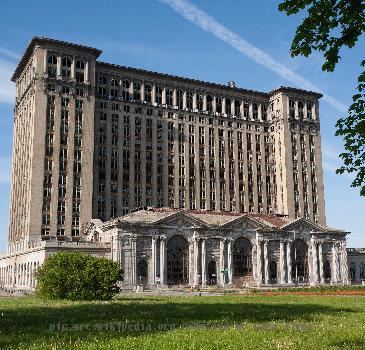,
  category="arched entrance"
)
[167,235,189,285]
[269,260,278,281]
[291,240,309,282]
[207,260,217,285]
[233,238,253,284]
[137,259,148,285]
[324,260,331,281]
